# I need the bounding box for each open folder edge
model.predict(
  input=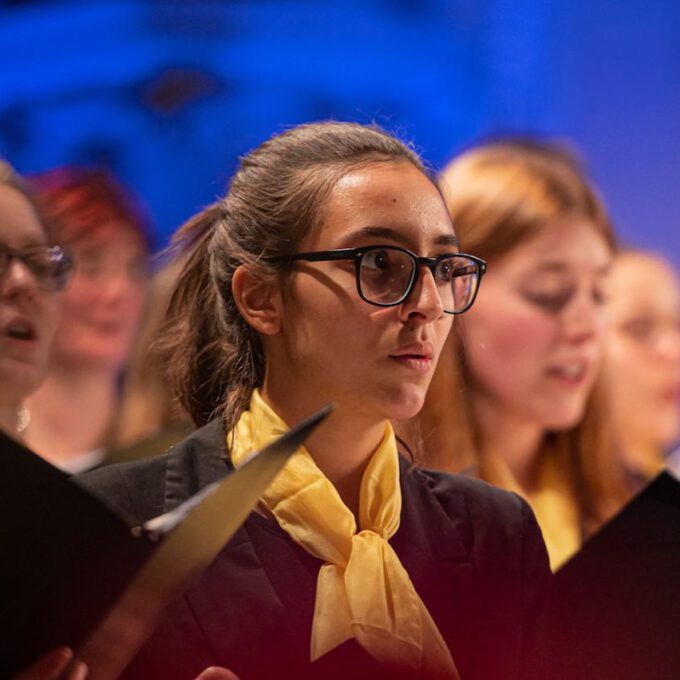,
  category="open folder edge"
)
[70,403,332,680]
[540,470,680,680]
